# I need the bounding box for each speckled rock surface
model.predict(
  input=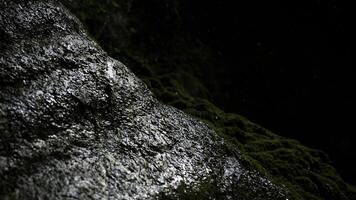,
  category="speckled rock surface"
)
[0,1,287,199]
